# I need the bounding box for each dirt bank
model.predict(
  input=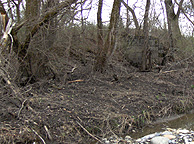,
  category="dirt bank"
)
[1,60,194,143]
